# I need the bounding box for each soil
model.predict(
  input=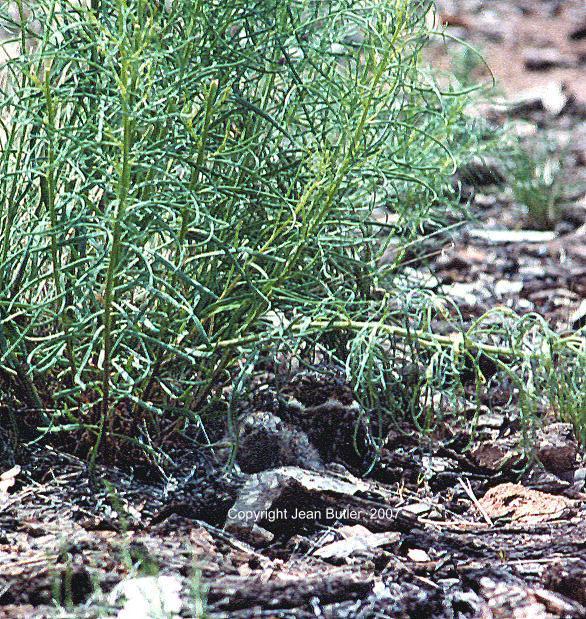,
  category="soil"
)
[1,1,585,617]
